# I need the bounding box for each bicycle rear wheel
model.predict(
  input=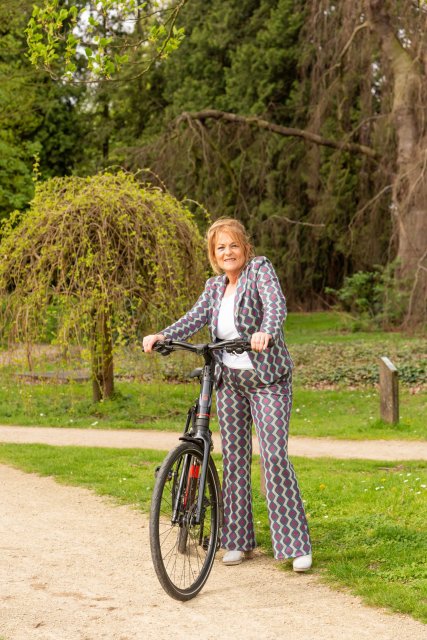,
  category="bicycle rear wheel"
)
[149,441,221,601]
